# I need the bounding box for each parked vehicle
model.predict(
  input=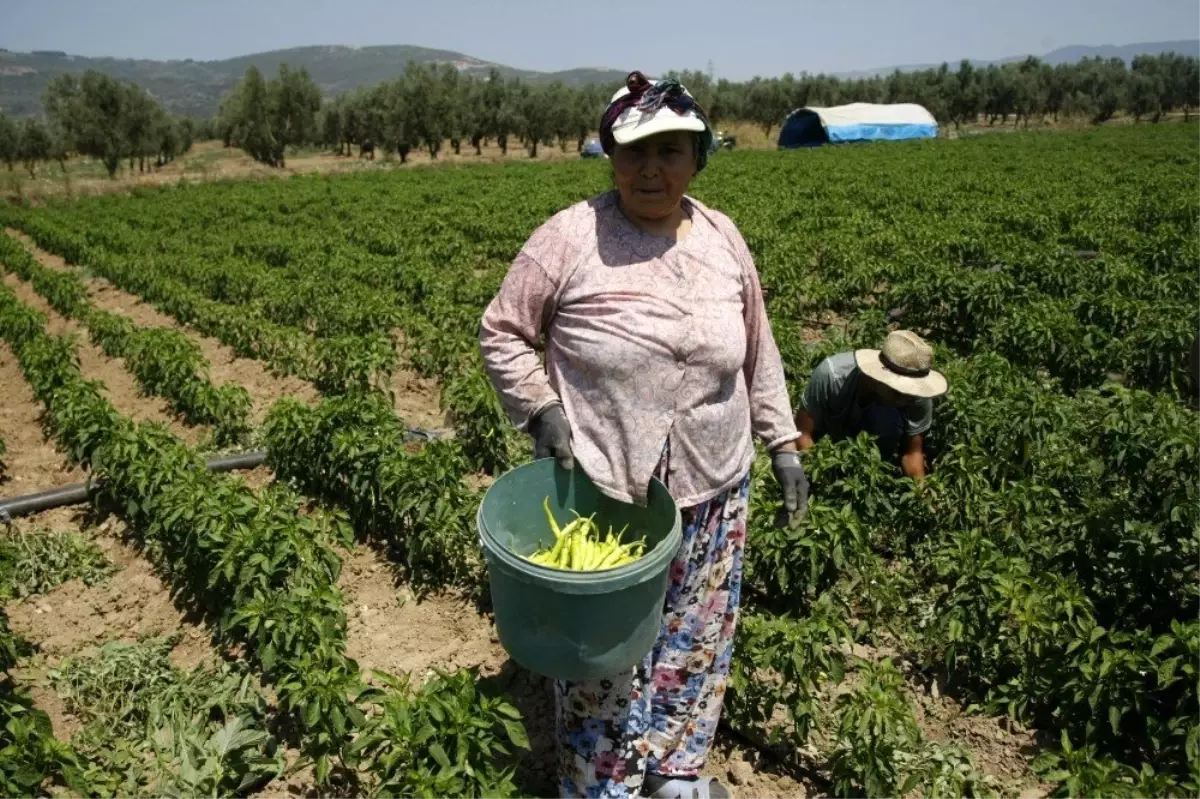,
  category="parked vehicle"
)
[710,130,737,154]
[580,138,606,159]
